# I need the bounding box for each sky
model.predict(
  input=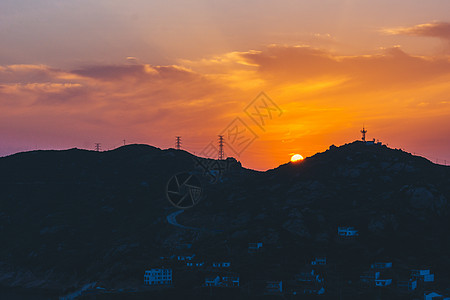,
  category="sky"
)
[1,0,450,170]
